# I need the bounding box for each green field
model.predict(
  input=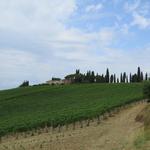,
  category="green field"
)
[0,83,144,137]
